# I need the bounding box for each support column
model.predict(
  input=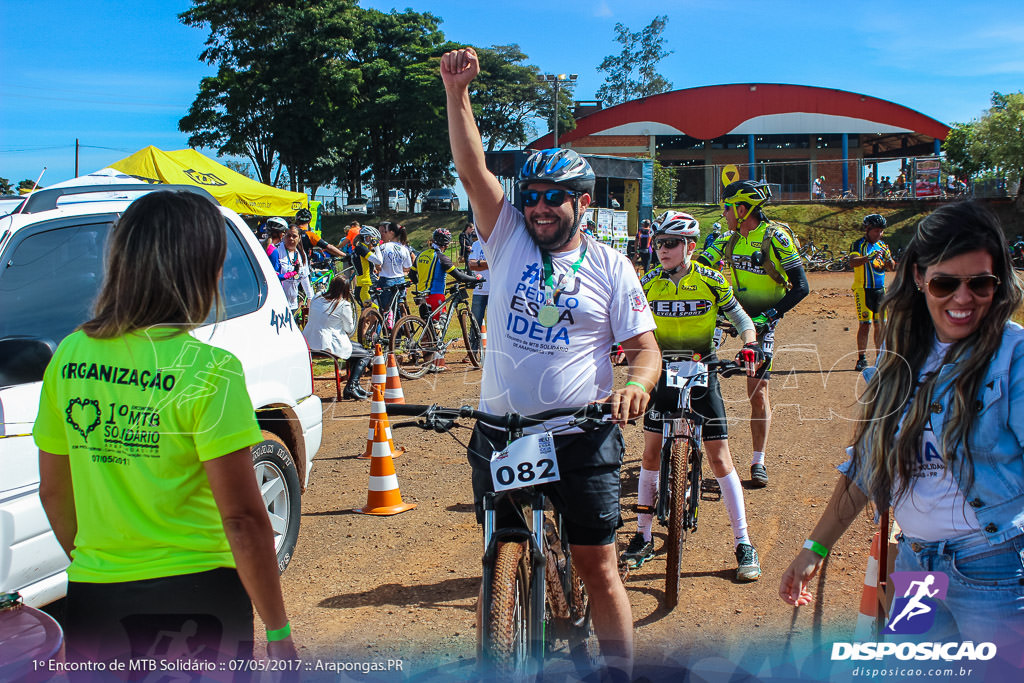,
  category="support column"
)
[842,134,850,193]
[748,135,756,179]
